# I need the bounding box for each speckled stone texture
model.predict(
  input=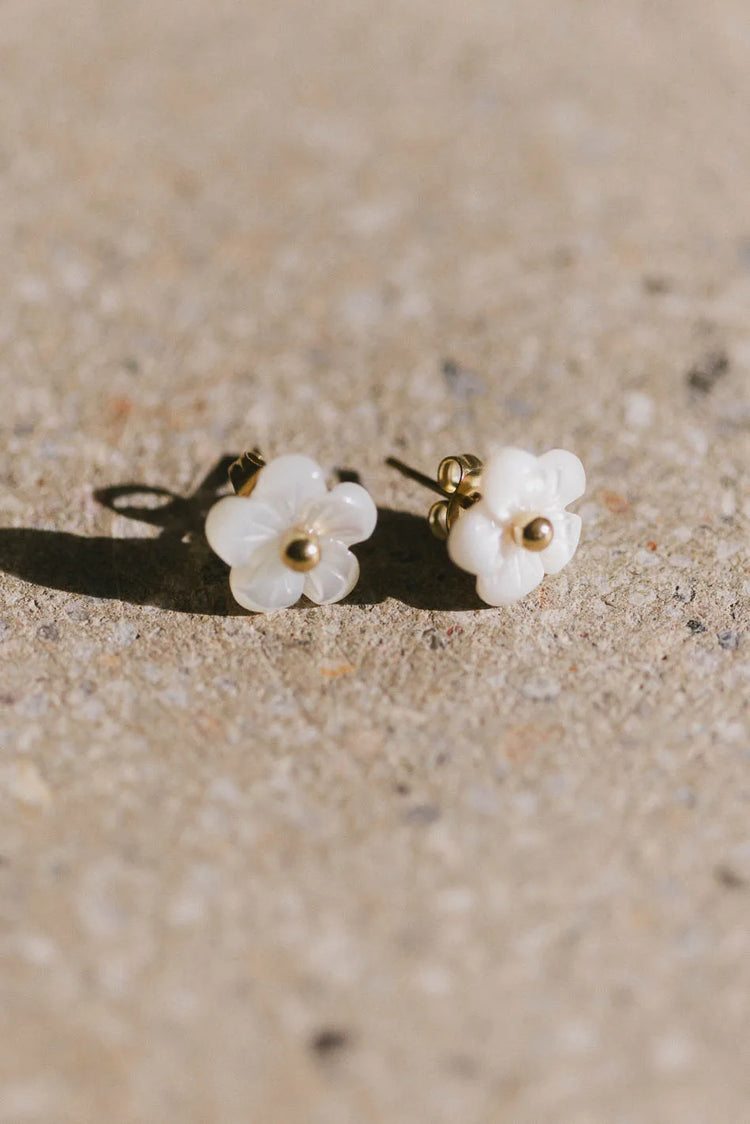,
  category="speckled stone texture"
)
[1,1,749,1121]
